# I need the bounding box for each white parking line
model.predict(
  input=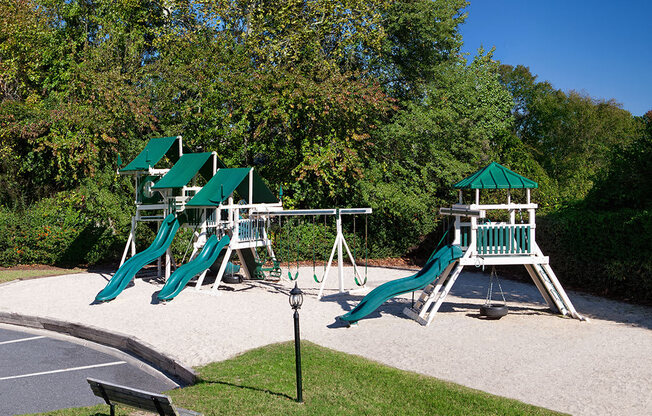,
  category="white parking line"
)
[0,336,45,345]
[0,361,127,381]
